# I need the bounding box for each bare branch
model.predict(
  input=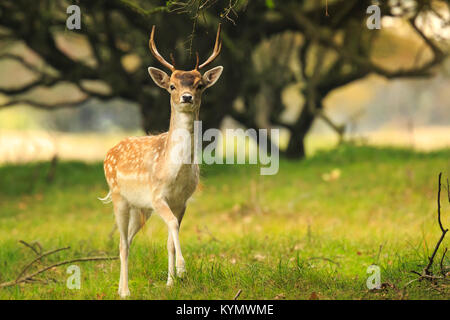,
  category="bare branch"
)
[0,77,60,95]
[405,172,449,296]
[112,0,168,17]
[285,8,447,79]
[440,247,448,276]
[233,289,242,300]
[420,173,448,277]
[16,246,70,281]
[0,54,63,94]
[18,240,41,256]
[408,15,443,58]
[0,243,118,289]
[447,178,450,203]
[0,54,41,73]
[0,256,118,289]
[307,256,341,267]
[75,83,113,100]
[0,97,90,110]
[437,173,448,234]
